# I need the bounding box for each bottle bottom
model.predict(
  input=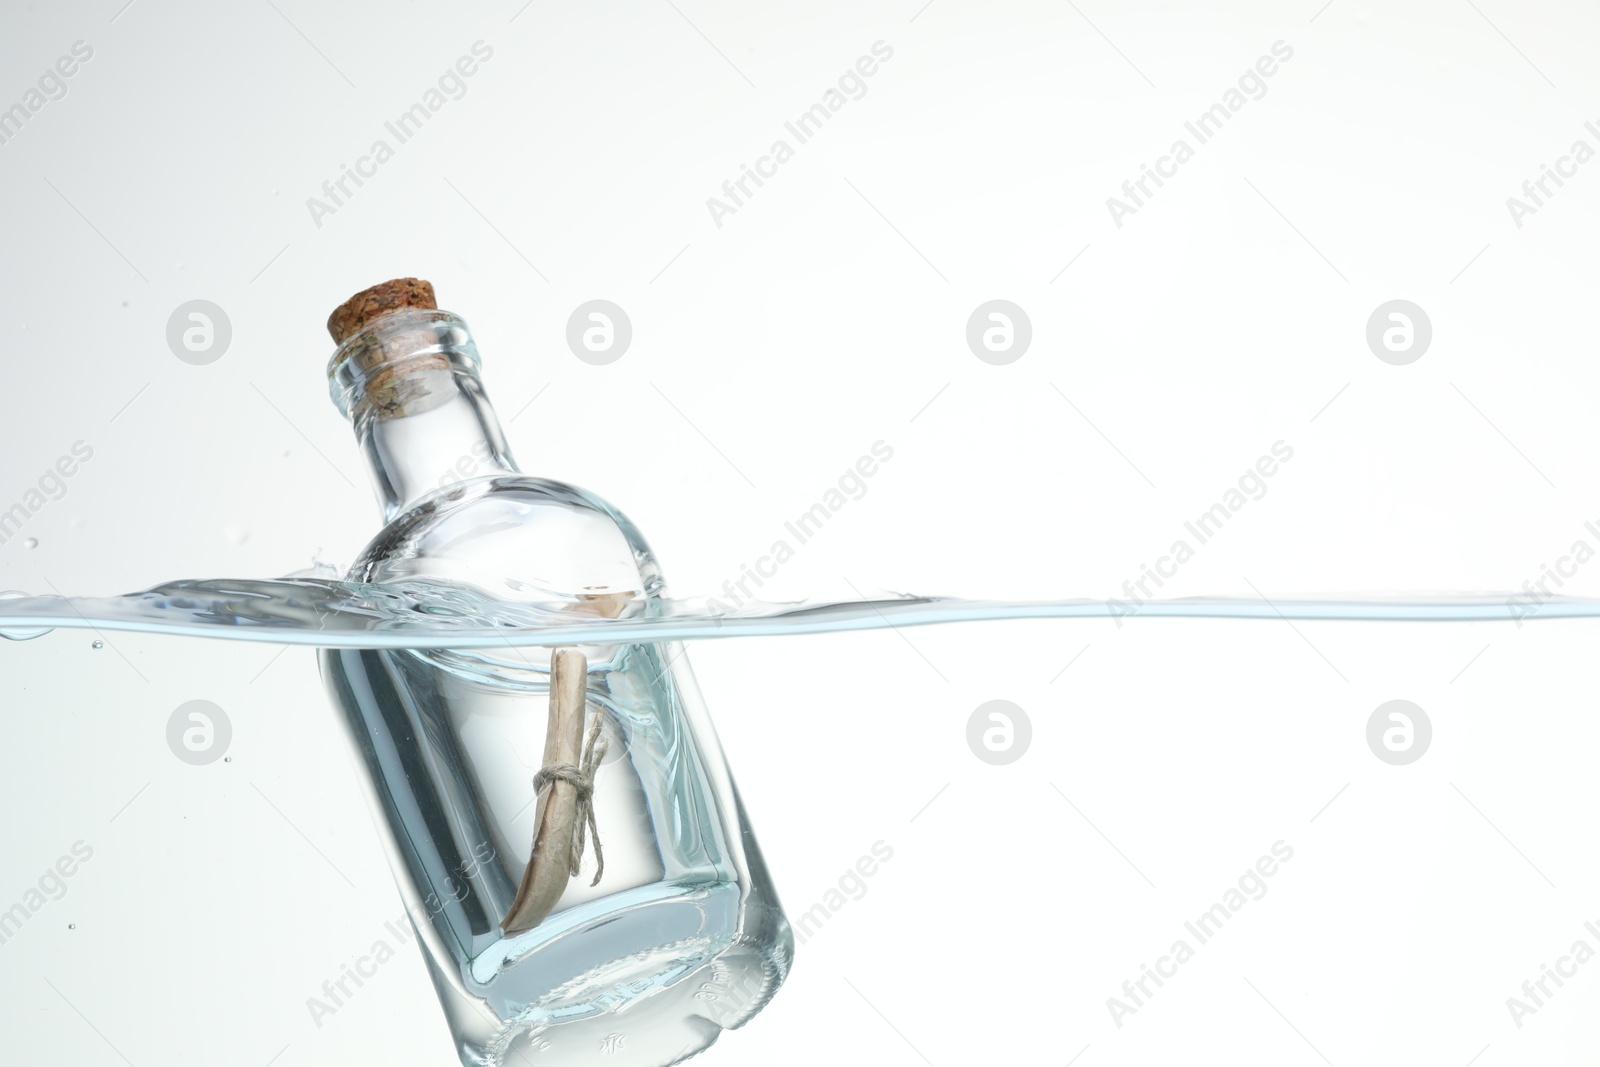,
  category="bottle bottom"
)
[435,880,789,1067]
[493,941,782,1066]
